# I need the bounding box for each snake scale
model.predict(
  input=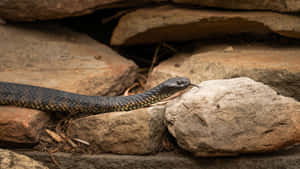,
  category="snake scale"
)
[0,77,195,115]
